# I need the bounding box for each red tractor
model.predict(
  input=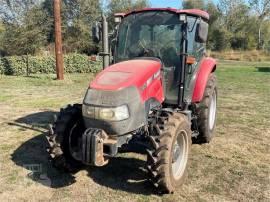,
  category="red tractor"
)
[47,8,217,193]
